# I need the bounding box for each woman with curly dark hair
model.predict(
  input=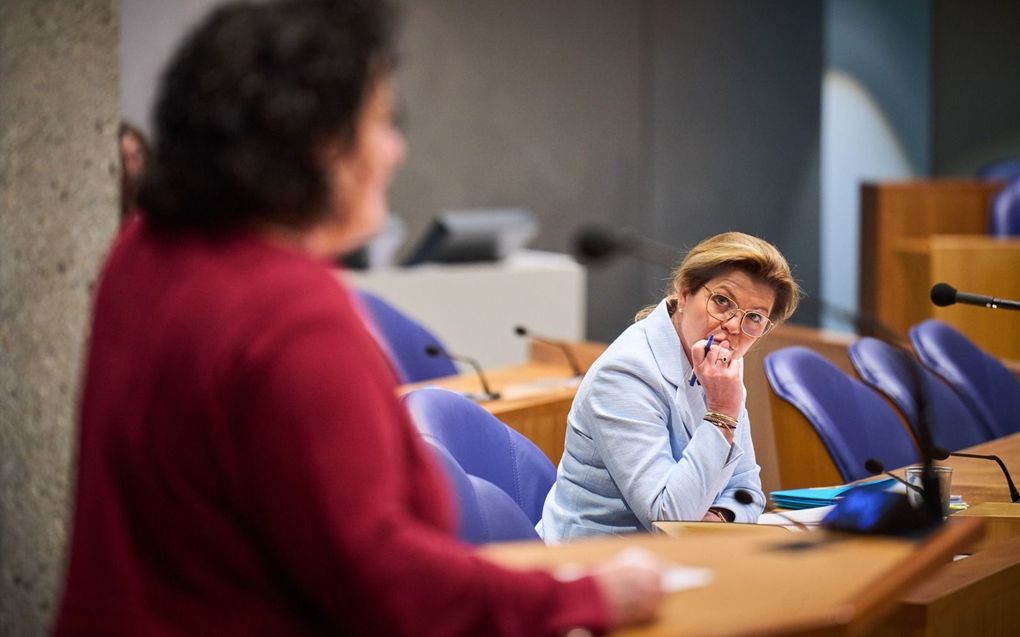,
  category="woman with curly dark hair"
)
[53,2,661,635]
